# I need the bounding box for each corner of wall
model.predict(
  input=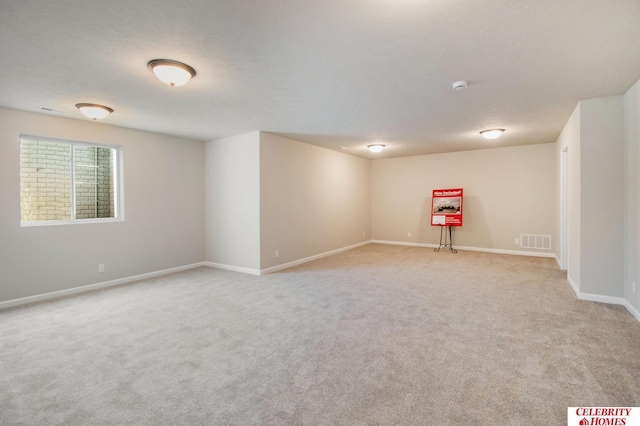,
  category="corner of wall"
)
[623,78,640,314]
[204,132,261,270]
[557,102,581,291]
